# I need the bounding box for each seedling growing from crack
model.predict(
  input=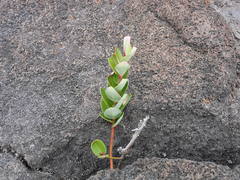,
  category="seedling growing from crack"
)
[91,36,136,169]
